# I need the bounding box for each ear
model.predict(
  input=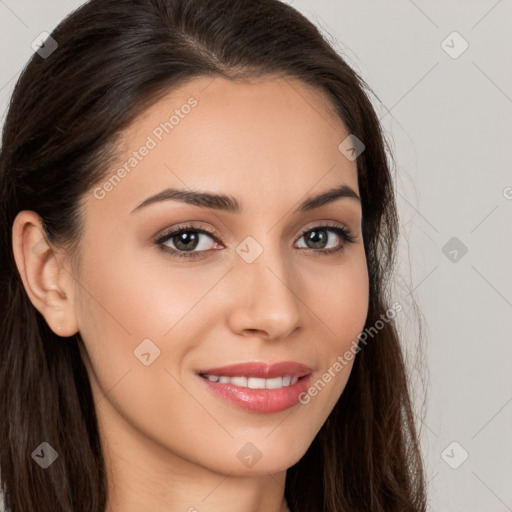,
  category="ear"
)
[11,210,79,337]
